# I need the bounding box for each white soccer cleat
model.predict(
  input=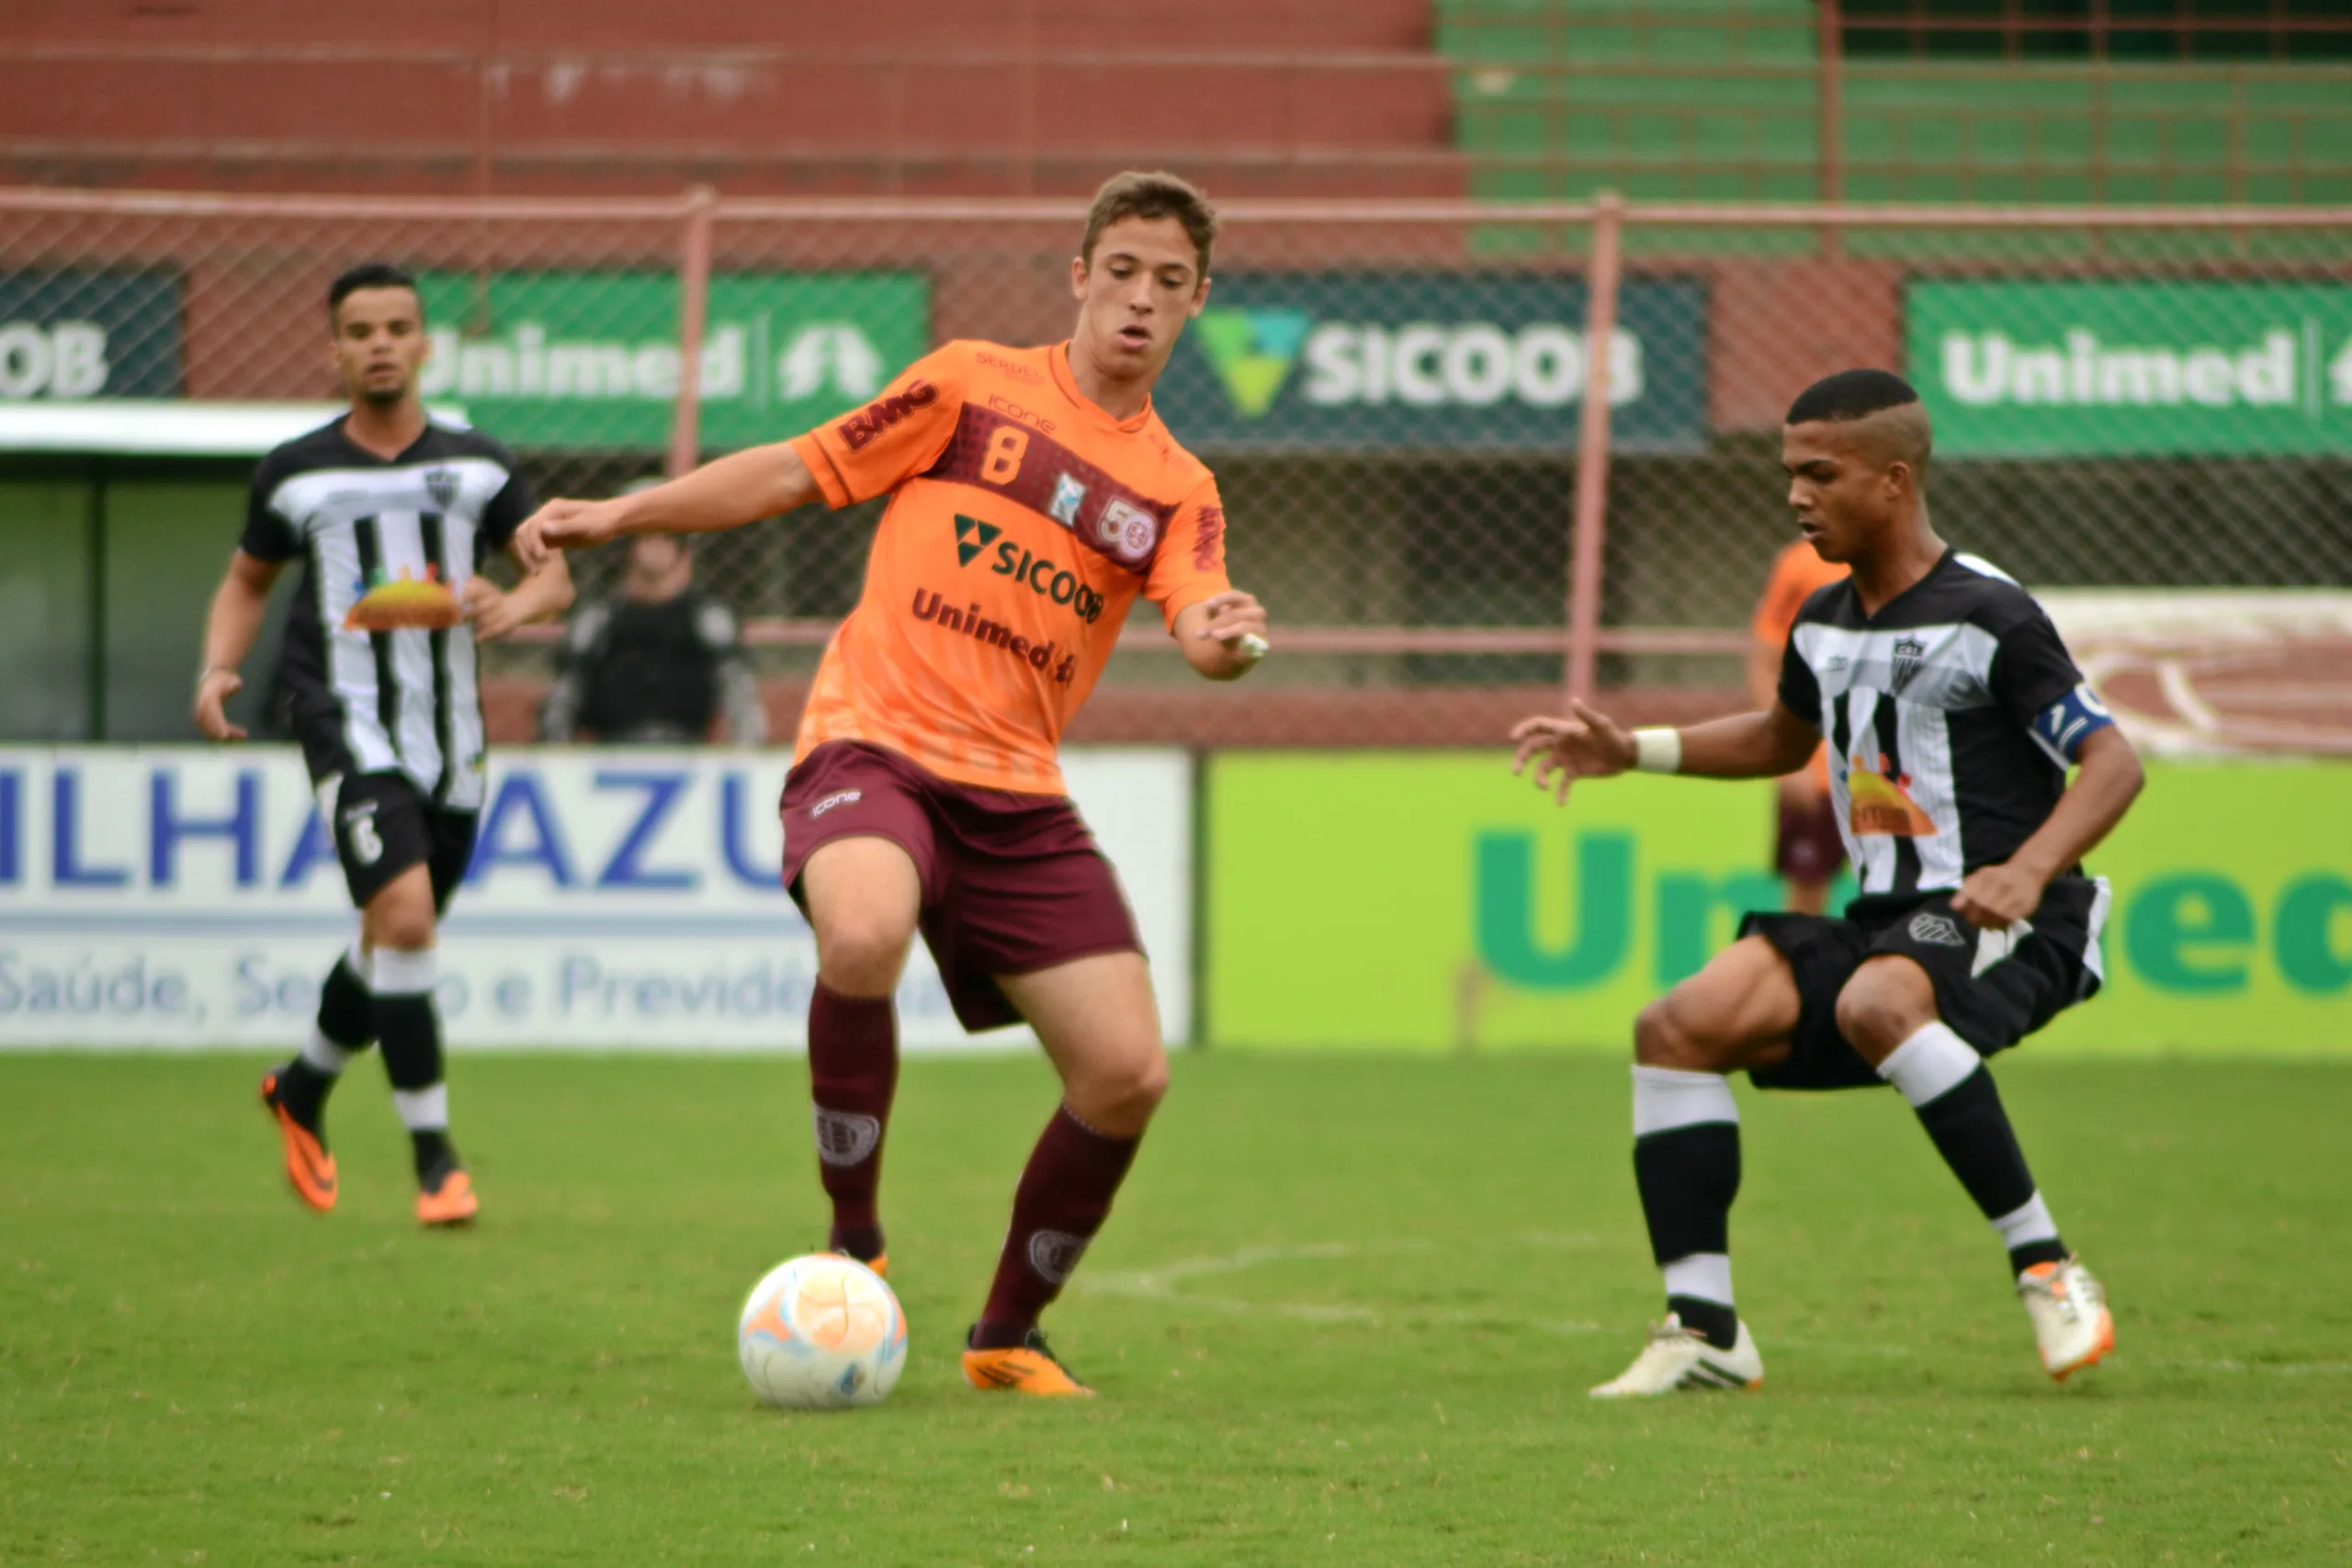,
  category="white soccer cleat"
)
[1588,1314,1764,1398]
[2018,1257,2114,1381]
